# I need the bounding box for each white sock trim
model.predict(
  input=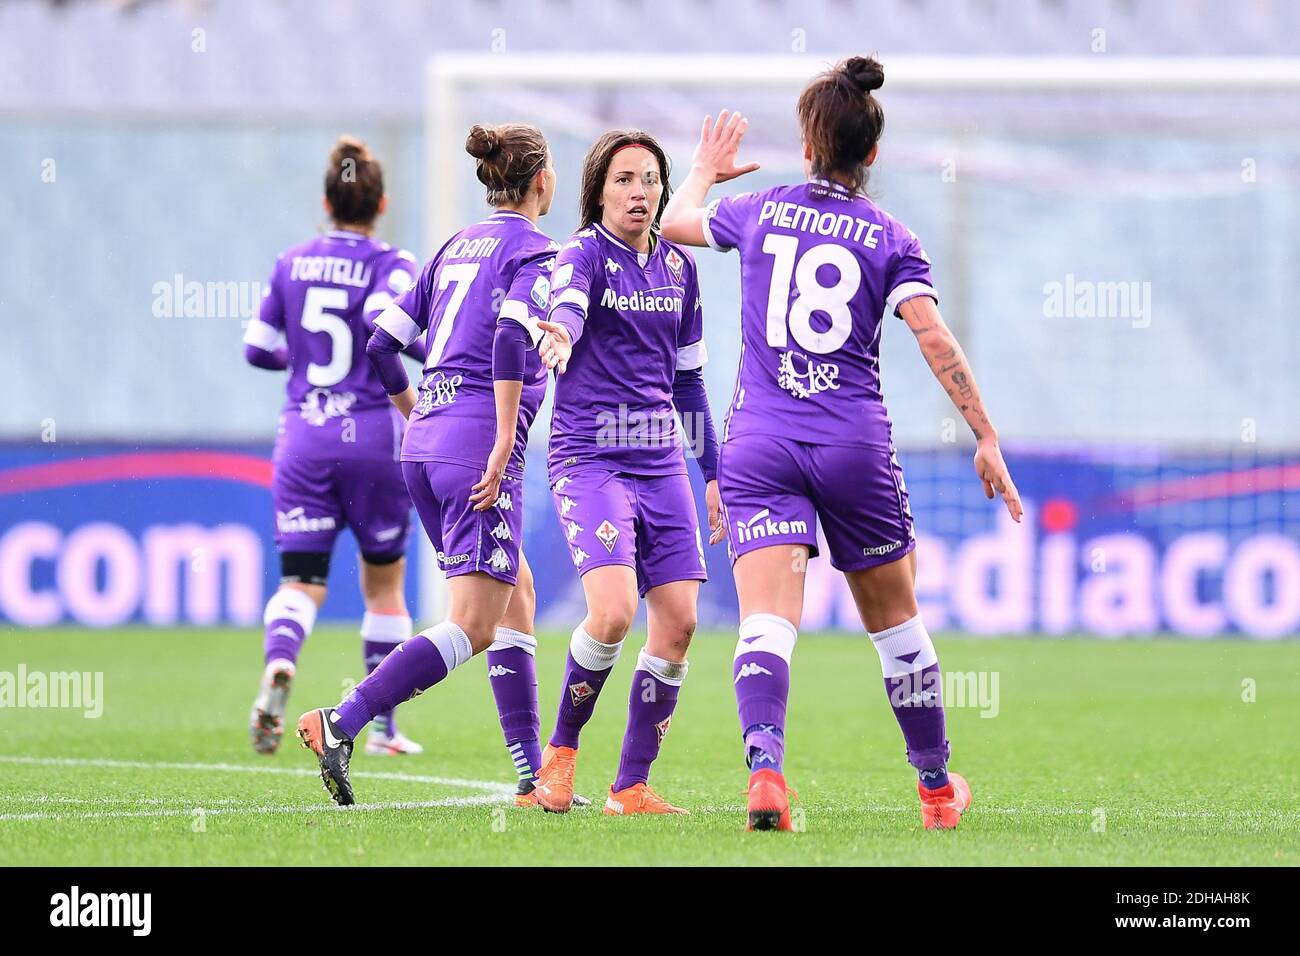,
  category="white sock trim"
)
[569,625,623,671]
[489,626,537,655]
[264,588,317,632]
[360,612,413,645]
[868,613,938,678]
[637,649,688,685]
[419,621,473,672]
[735,613,798,663]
